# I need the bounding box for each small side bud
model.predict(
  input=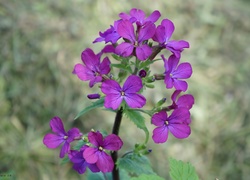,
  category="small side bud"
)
[156,98,167,107]
[87,93,100,99]
[139,70,147,78]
